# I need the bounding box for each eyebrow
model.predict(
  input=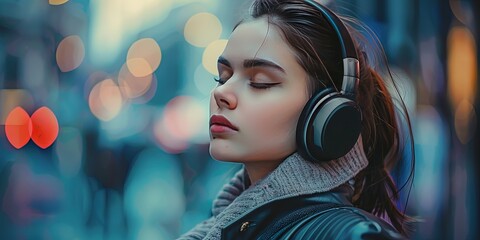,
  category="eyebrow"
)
[218,56,286,73]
